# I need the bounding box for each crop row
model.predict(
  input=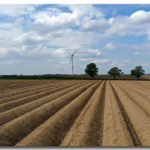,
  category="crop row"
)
[0,80,149,146]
